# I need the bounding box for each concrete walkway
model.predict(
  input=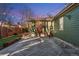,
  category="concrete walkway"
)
[0,37,79,56]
